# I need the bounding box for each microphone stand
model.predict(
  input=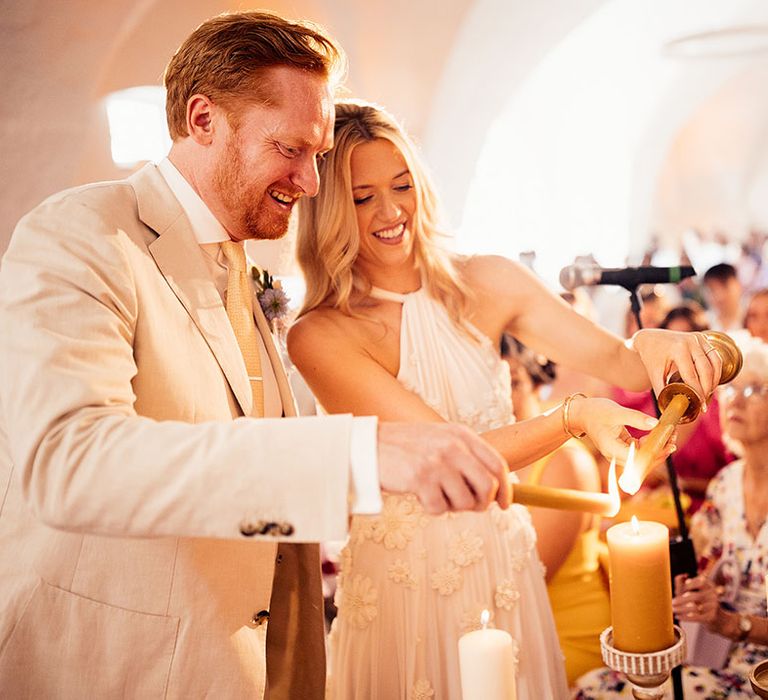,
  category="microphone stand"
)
[626,284,694,700]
